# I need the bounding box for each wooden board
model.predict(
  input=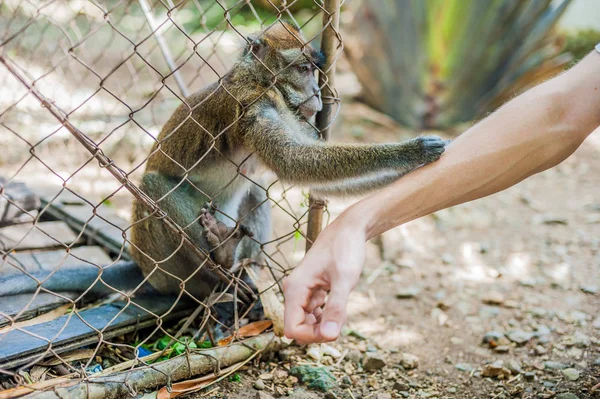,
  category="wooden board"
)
[0,297,192,369]
[0,292,78,327]
[0,178,40,226]
[1,246,112,277]
[0,221,78,251]
[39,197,131,259]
